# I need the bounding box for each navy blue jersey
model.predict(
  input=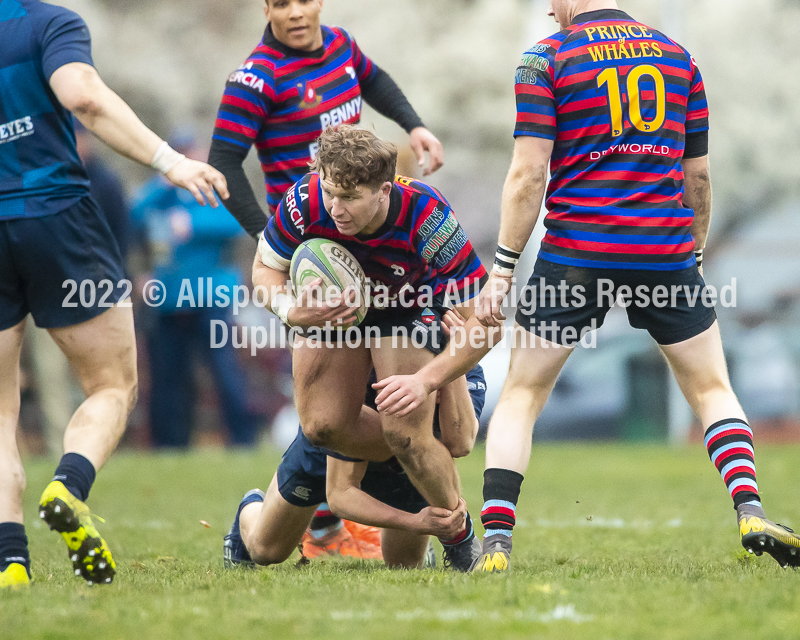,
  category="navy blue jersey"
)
[0,0,93,219]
